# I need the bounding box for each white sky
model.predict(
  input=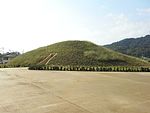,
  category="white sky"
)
[0,0,150,53]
